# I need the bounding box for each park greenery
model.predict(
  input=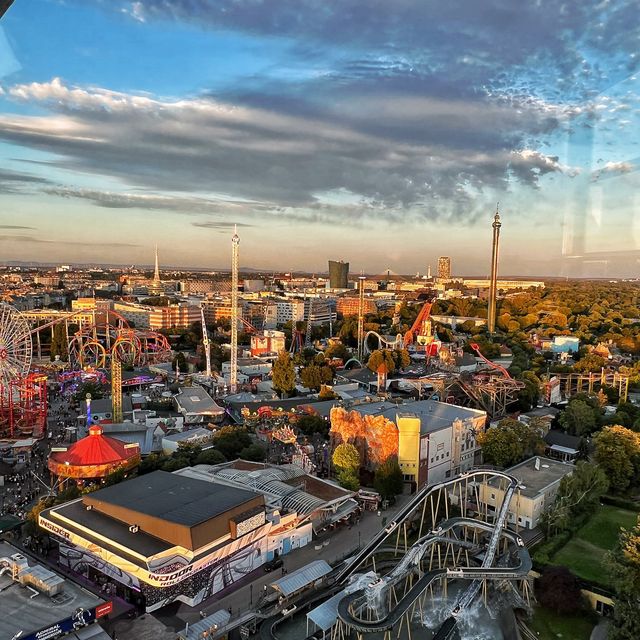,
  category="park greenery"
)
[476,418,546,468]
[272,350,296,397]
[539,462,609,538]
[332,442,361,491]
[373,457,404,499]
[593,426,640,494]
[605,514,640,640]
